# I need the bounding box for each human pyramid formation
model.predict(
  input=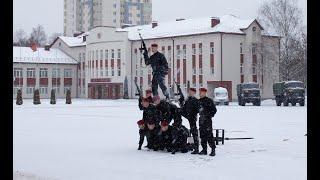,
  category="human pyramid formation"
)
[136,87,218,156]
